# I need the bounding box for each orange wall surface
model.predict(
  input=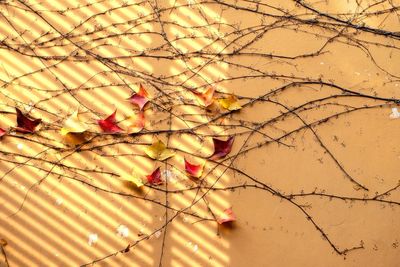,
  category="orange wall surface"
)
[0,1,399,266]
